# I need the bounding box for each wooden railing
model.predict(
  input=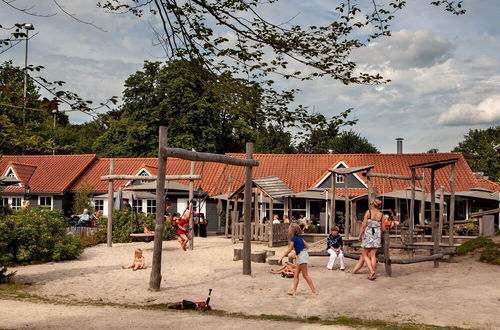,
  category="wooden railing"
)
[66,226,98,237]
[234,222,289,246]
